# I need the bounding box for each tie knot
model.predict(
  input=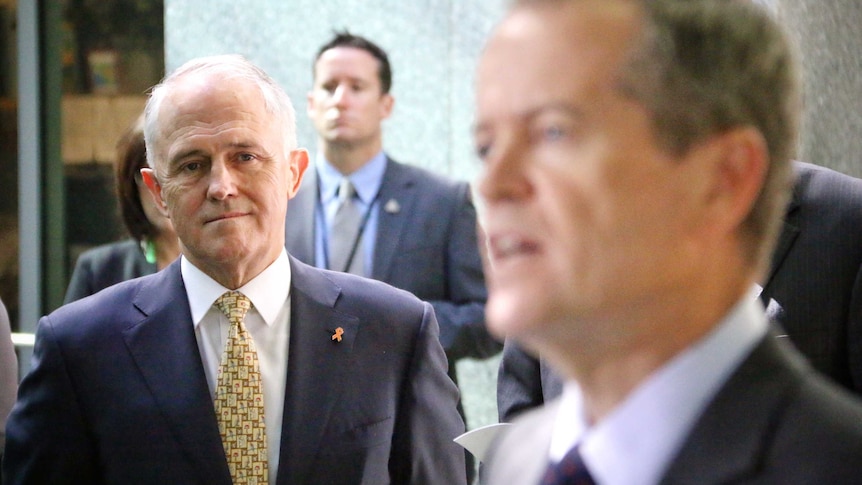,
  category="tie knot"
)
[214,291,253,324]
[541,445,595,485]
[338,178,356,203]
